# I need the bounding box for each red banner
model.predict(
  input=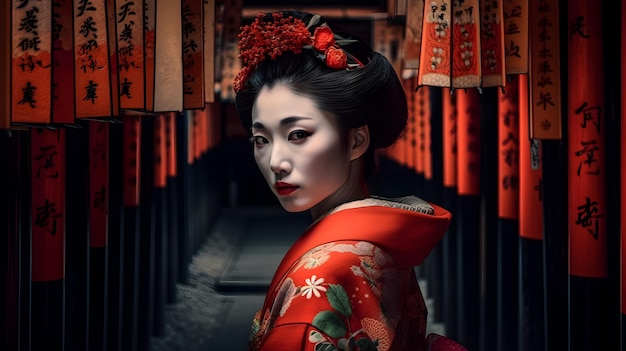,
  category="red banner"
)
[166,112,178,178]
[442,88,457,188]
[154,114,167,188]
[621,0,626,314]
[74,0,114,119]
[182,0,206,110]
[123,114,141,207]
[498,76,520,219]
[405,78,416,172]
[503,0,529,74]
[204,0,216,103]
[518,75,543,240]
[115,0,145,111]
[31,128,65,281]
[421,86,432,180]
[52,0,75,124]
[456,89,480,196]
[89,122,109,248]
[479,0,506,88]
[0,0,9,128]
[12,1,53,124]
[529,0,562,139]
[567,0,606,278]
[418,0,451,87]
